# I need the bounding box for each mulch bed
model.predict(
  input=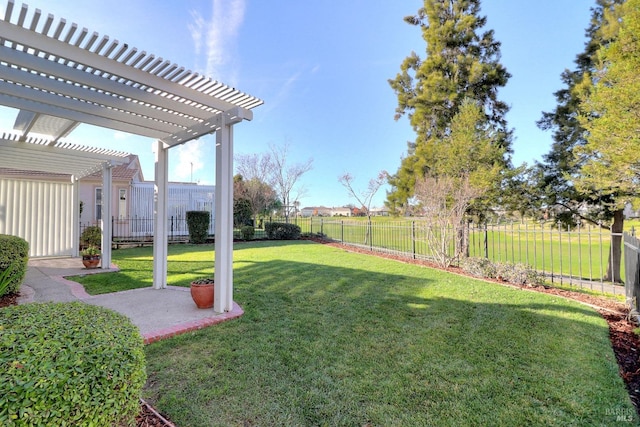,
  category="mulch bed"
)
[2,240,639,423]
